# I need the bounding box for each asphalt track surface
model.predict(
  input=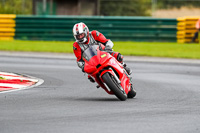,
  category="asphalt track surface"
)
[1,53,200,133]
